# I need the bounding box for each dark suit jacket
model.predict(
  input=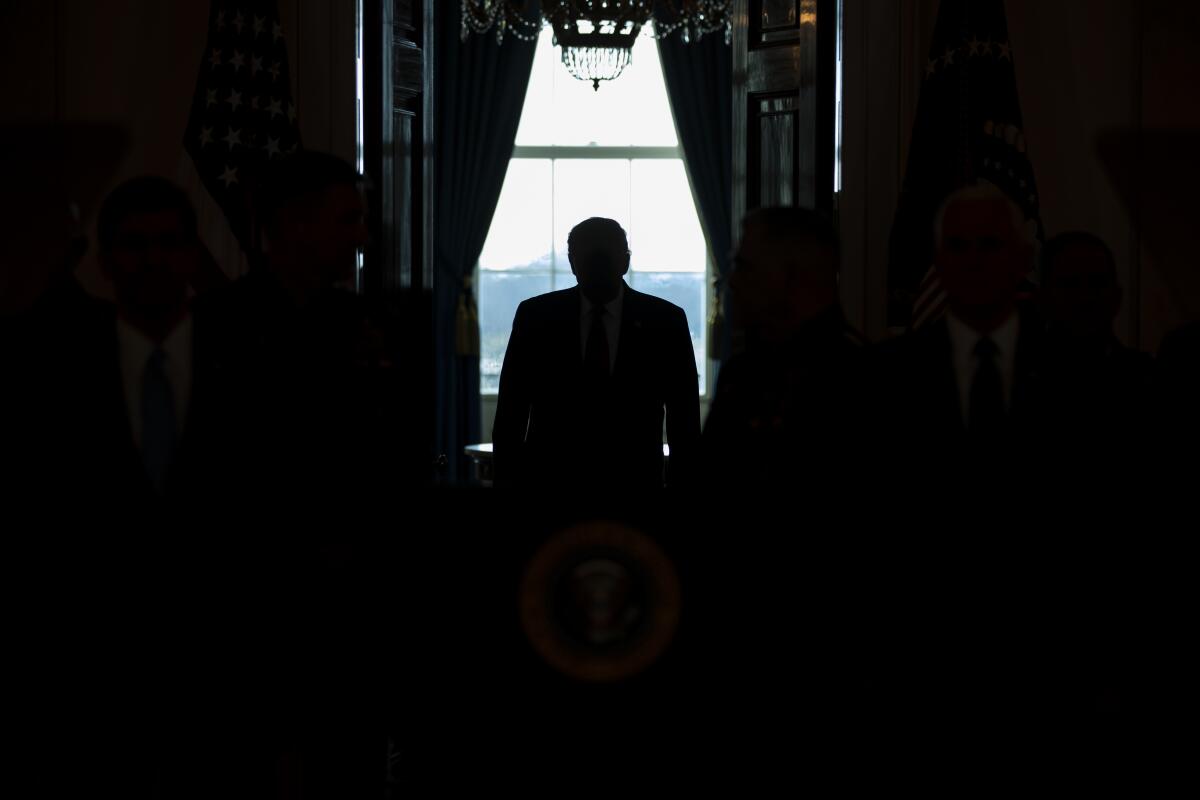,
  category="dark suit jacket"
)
[197,270,429,499]
[701,309,868,487]
[27,302,225,511]
[493,284,701,488]
[873,315,1045,480]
